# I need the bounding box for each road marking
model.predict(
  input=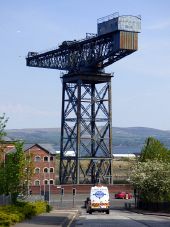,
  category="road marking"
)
[67,212,78,227]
